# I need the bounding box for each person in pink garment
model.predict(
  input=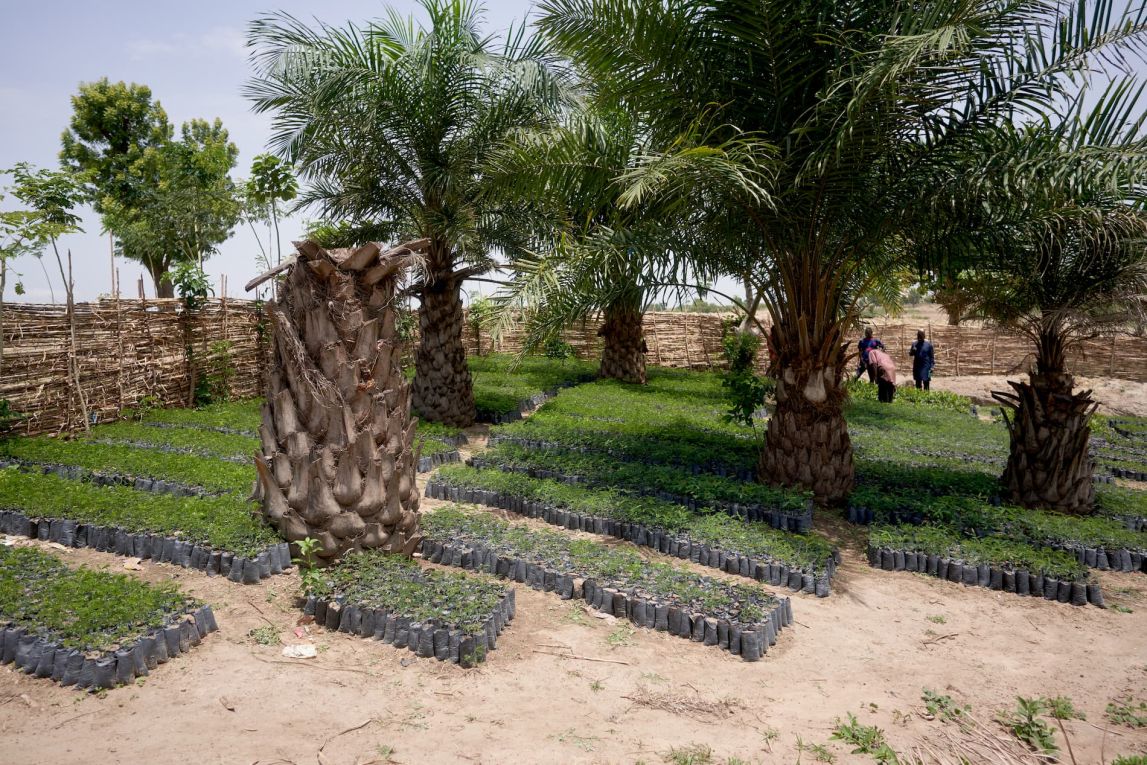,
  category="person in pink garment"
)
[868,348,897,403]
